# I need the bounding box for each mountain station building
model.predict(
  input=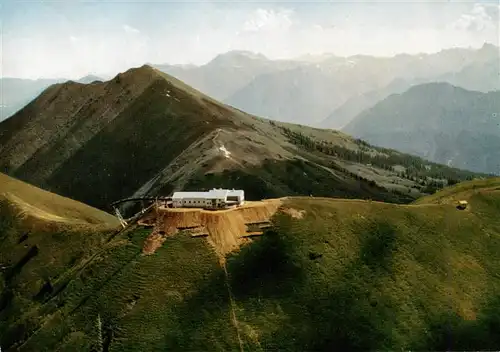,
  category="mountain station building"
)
[171,188,245,209]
